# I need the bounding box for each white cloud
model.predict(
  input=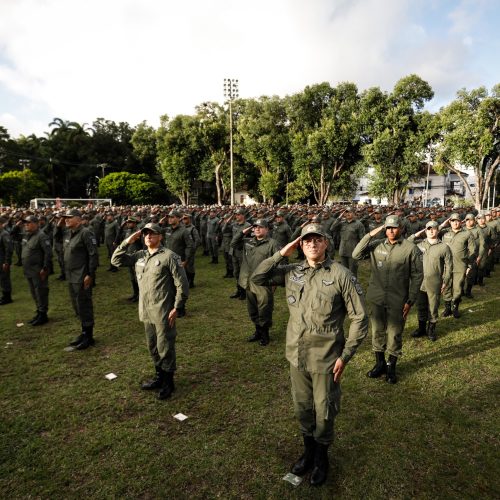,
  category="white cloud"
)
[0,0,496,137]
